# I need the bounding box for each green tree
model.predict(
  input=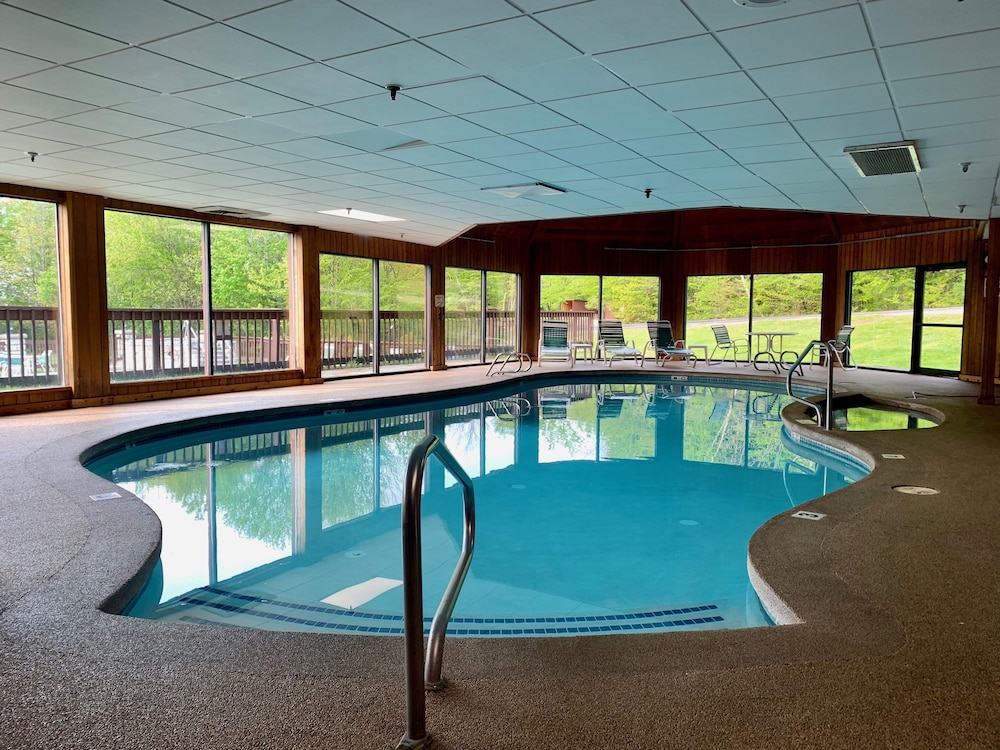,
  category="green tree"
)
[0,197,58,306]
